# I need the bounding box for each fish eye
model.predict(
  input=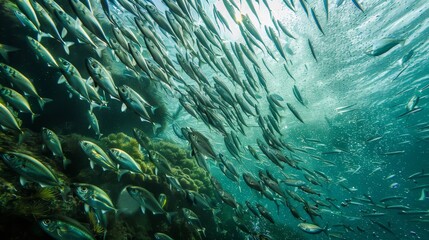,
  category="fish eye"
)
[42,219,51,225]
[91,63,97,68]
[79,186,88,192]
